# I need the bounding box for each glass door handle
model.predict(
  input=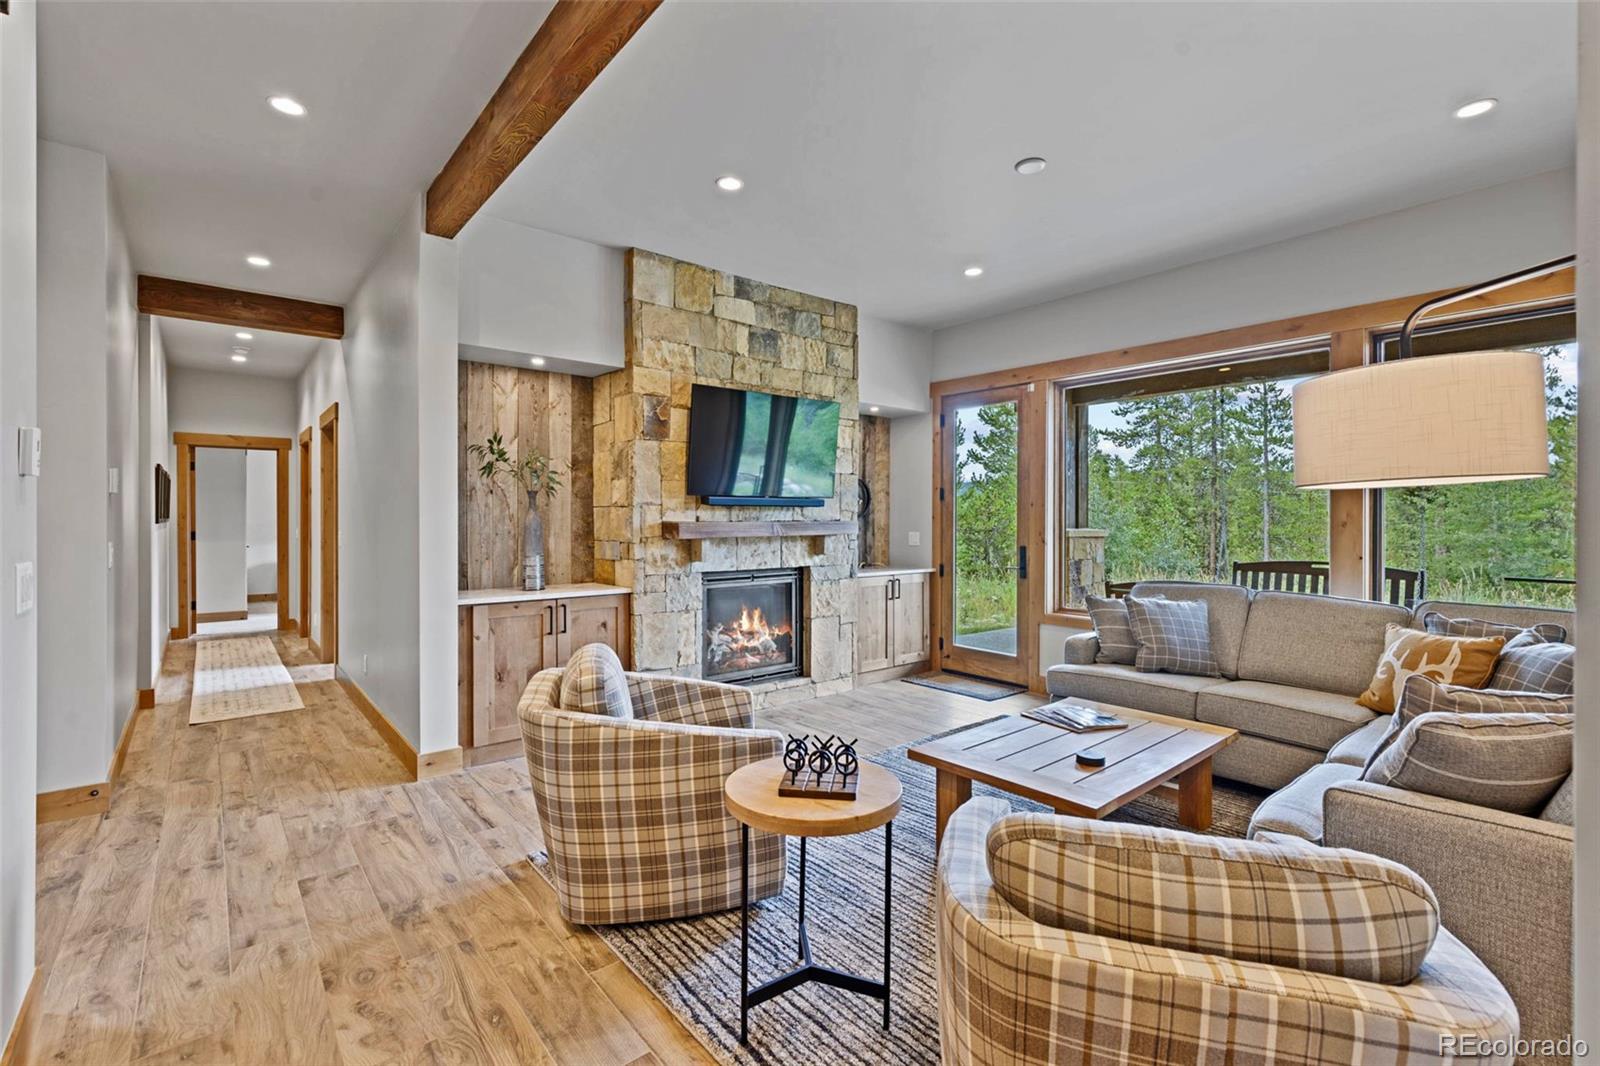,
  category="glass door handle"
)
[1017,546,1028,580]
